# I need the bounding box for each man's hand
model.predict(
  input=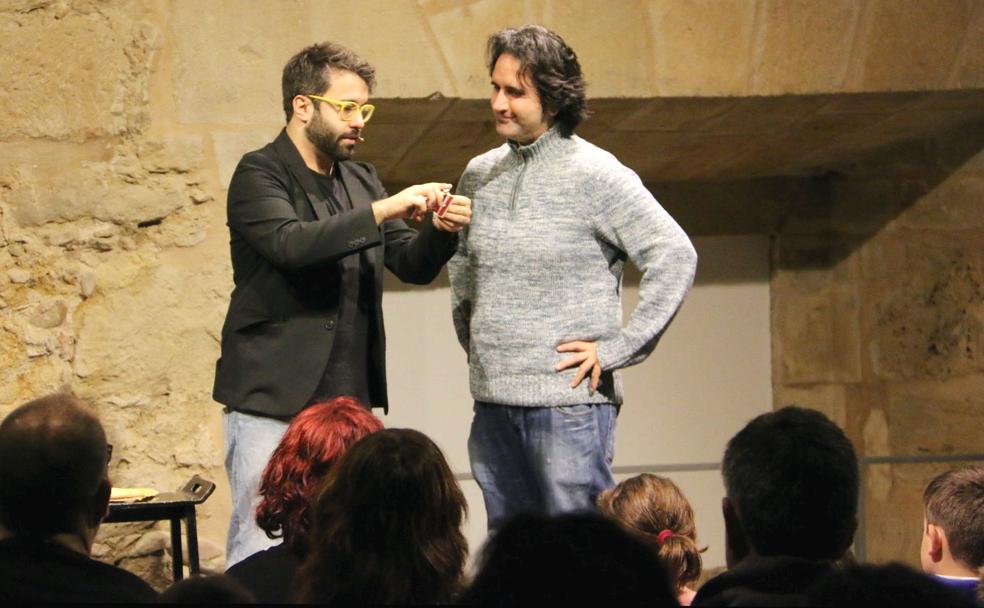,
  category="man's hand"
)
[372,182,450,225]
[432,195,472,232]
[555,340,602,393]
